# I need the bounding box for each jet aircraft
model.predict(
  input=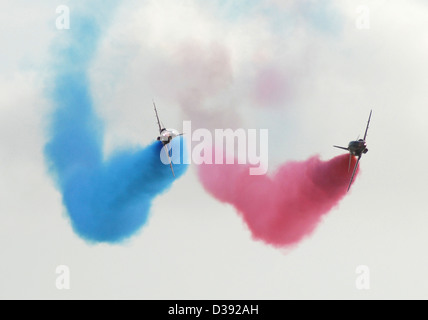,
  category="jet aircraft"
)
[334,110,372,192]
[153,102,183,177]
